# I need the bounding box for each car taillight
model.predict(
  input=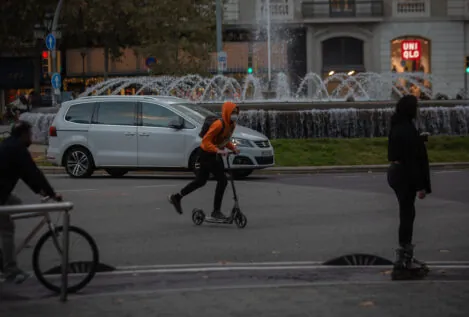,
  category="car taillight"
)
[49,126,57,137]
